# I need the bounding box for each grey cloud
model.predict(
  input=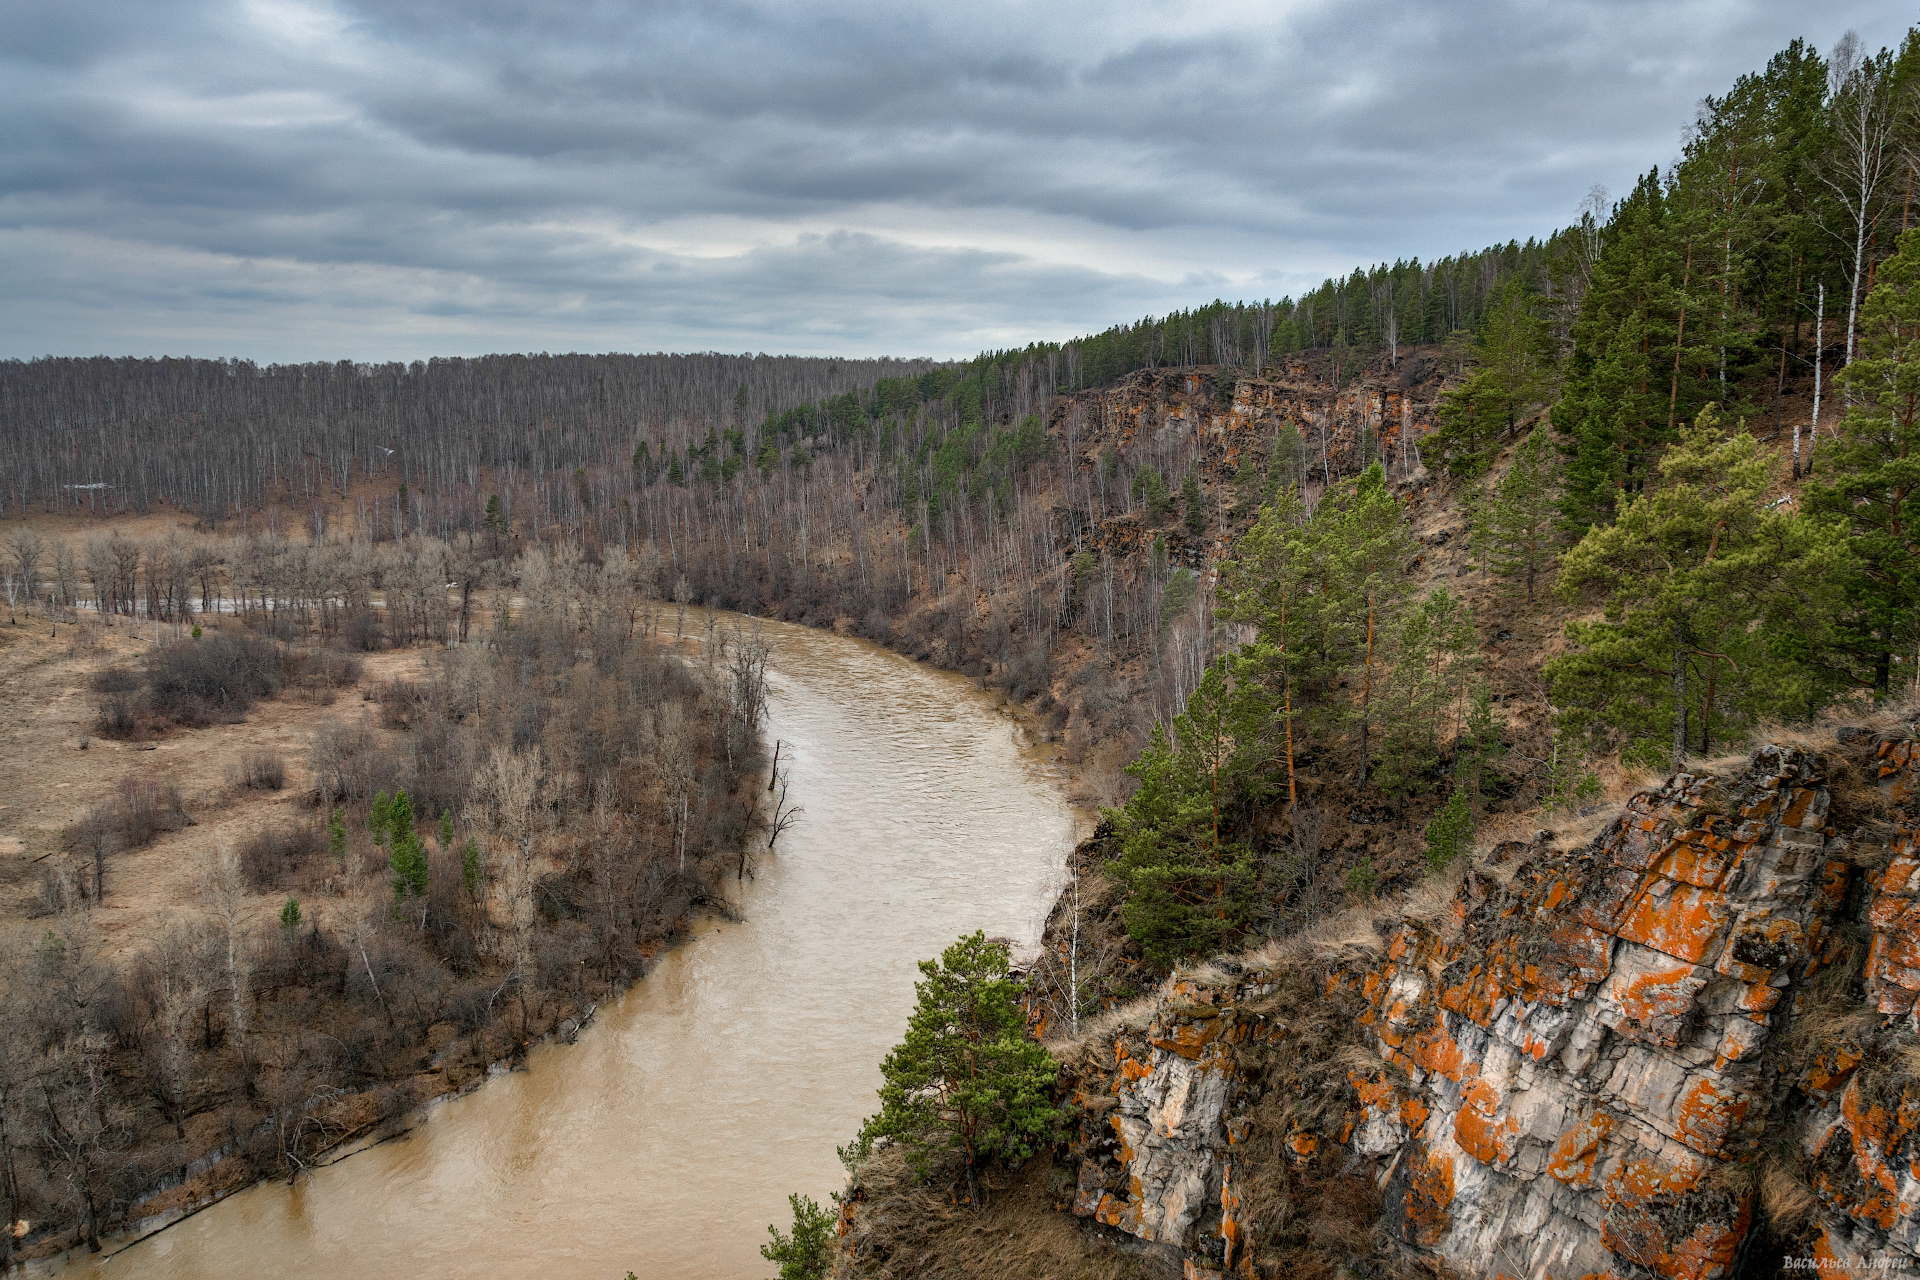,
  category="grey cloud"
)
[0,0,1905,361]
